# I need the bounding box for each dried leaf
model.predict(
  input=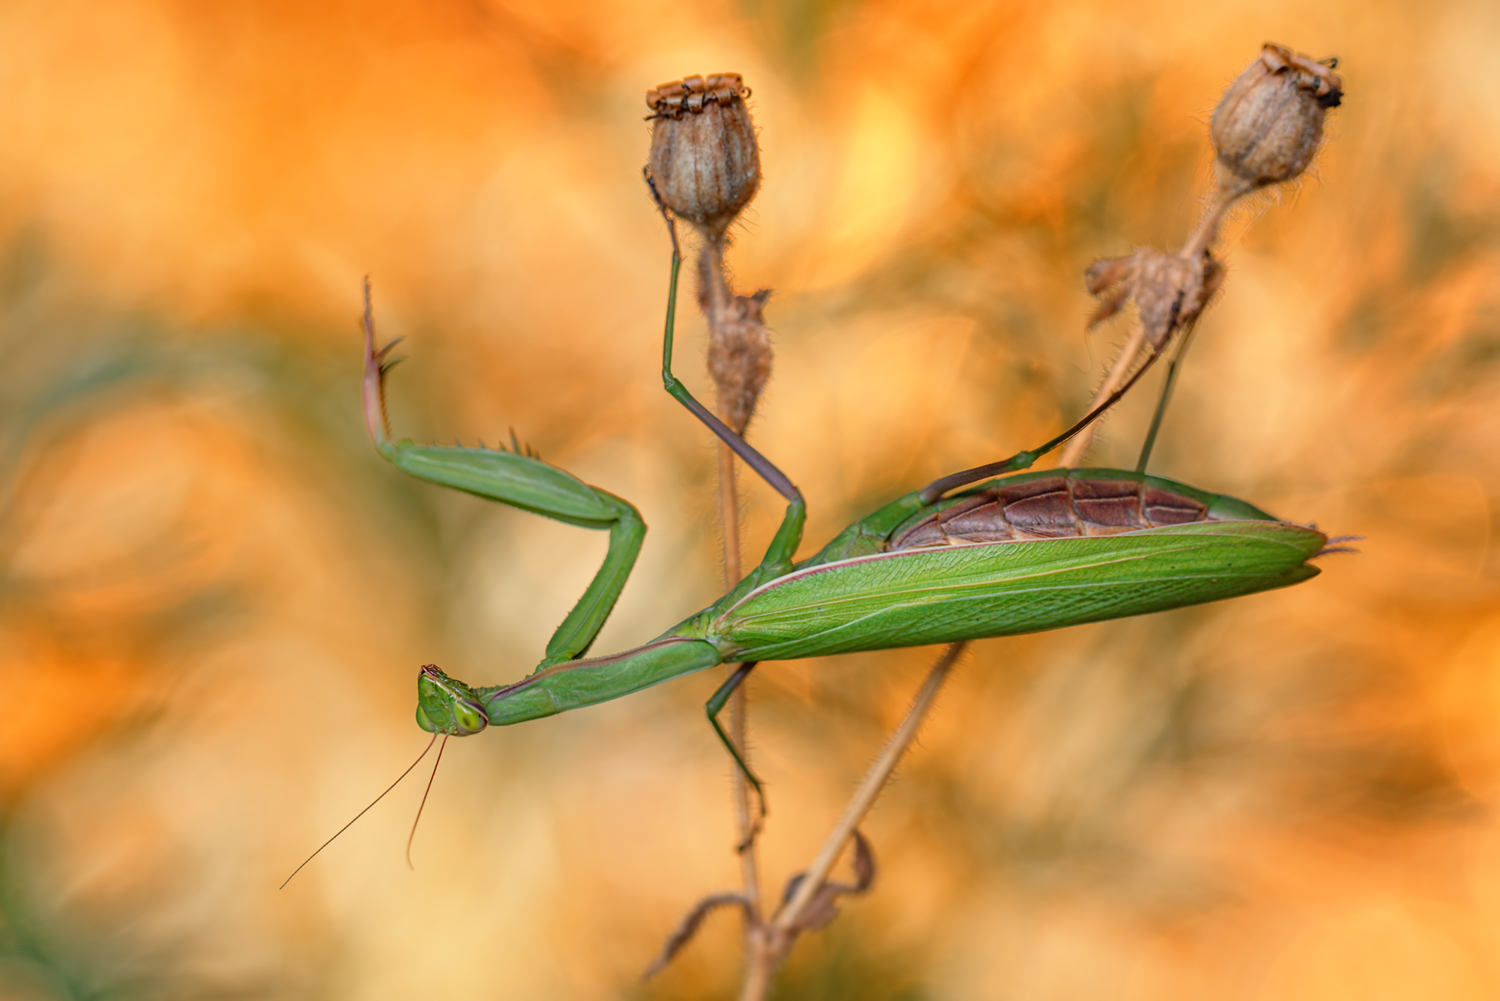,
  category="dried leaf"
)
[780,829,877,934]
[642,892,751,981]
